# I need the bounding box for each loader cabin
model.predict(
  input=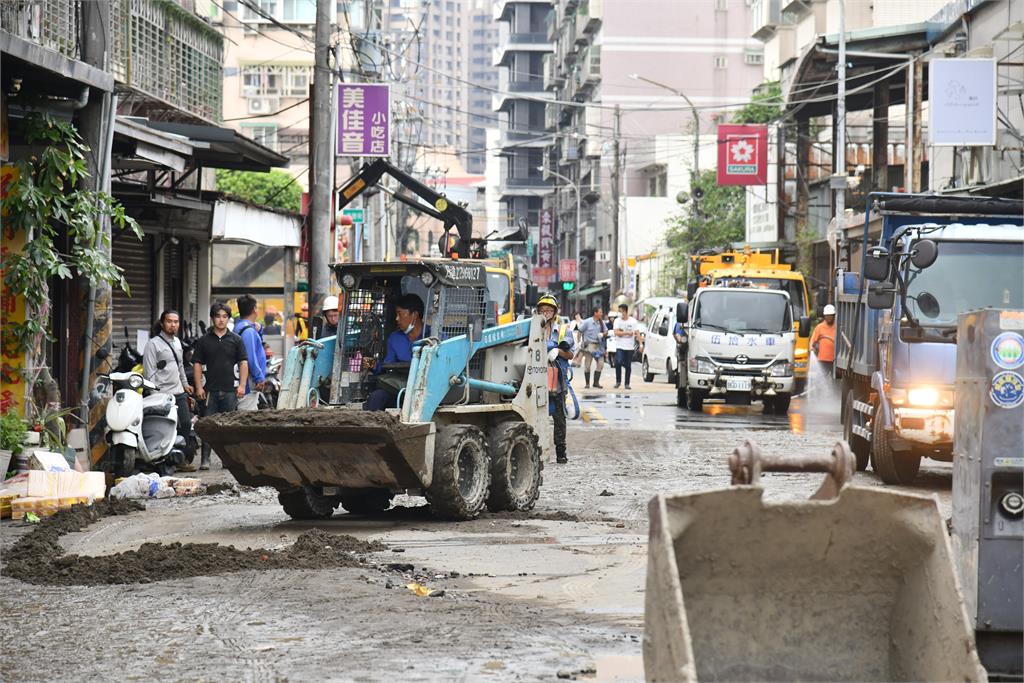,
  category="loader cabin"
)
[329,259,511,405]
